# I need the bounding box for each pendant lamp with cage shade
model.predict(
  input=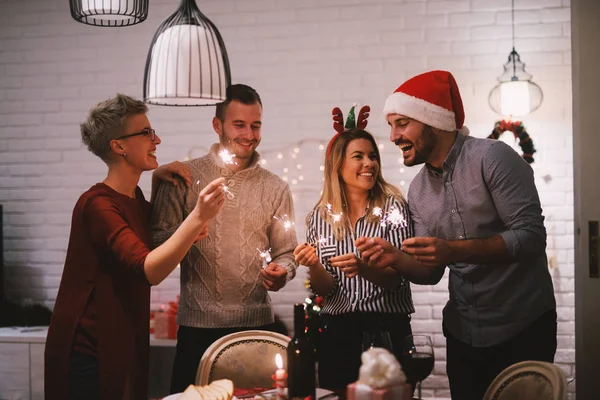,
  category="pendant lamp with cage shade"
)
[488,0,543,117]
[143,0,231,106]
[69,0,148,27]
